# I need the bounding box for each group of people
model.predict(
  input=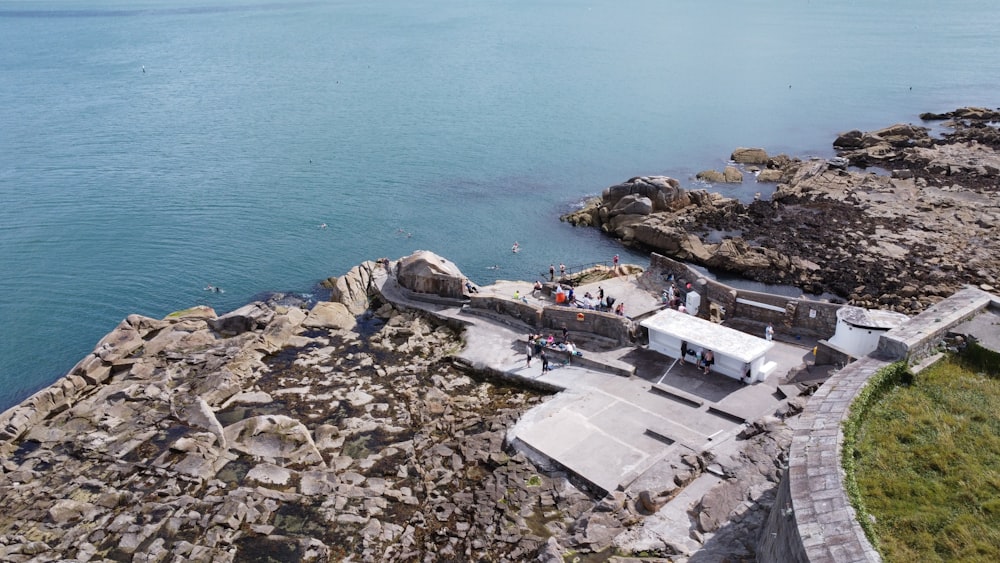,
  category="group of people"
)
[552,284,624,315]
[525,329,581,373]
[679,341,714,375]
[662,282,694,314]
